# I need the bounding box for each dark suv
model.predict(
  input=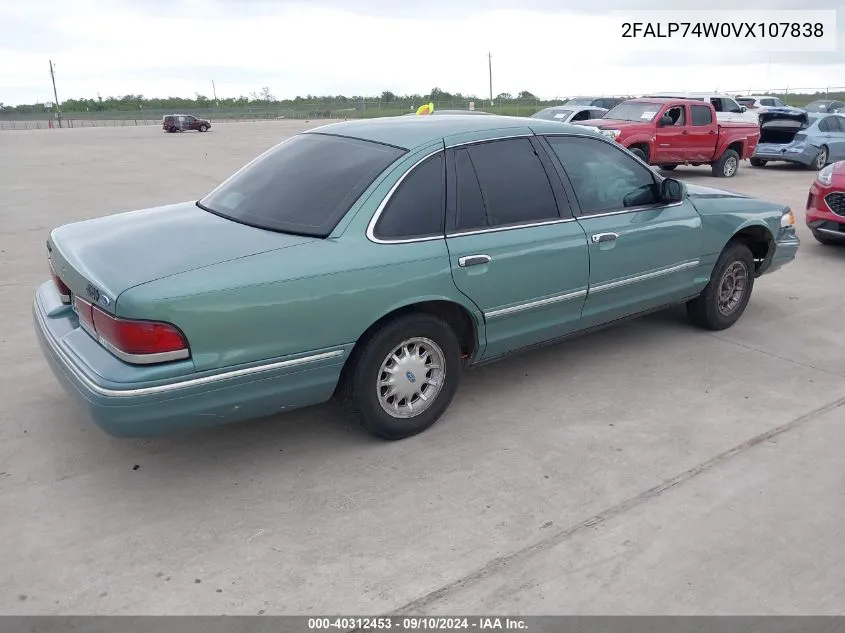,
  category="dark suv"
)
[162,114,212,133]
